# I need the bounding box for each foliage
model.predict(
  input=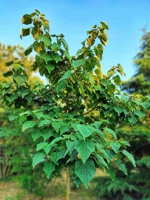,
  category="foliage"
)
[0,9,149,189]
